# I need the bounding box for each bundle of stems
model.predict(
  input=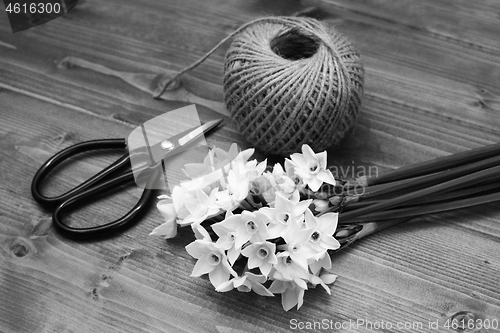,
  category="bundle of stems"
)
[322,143,500,249]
